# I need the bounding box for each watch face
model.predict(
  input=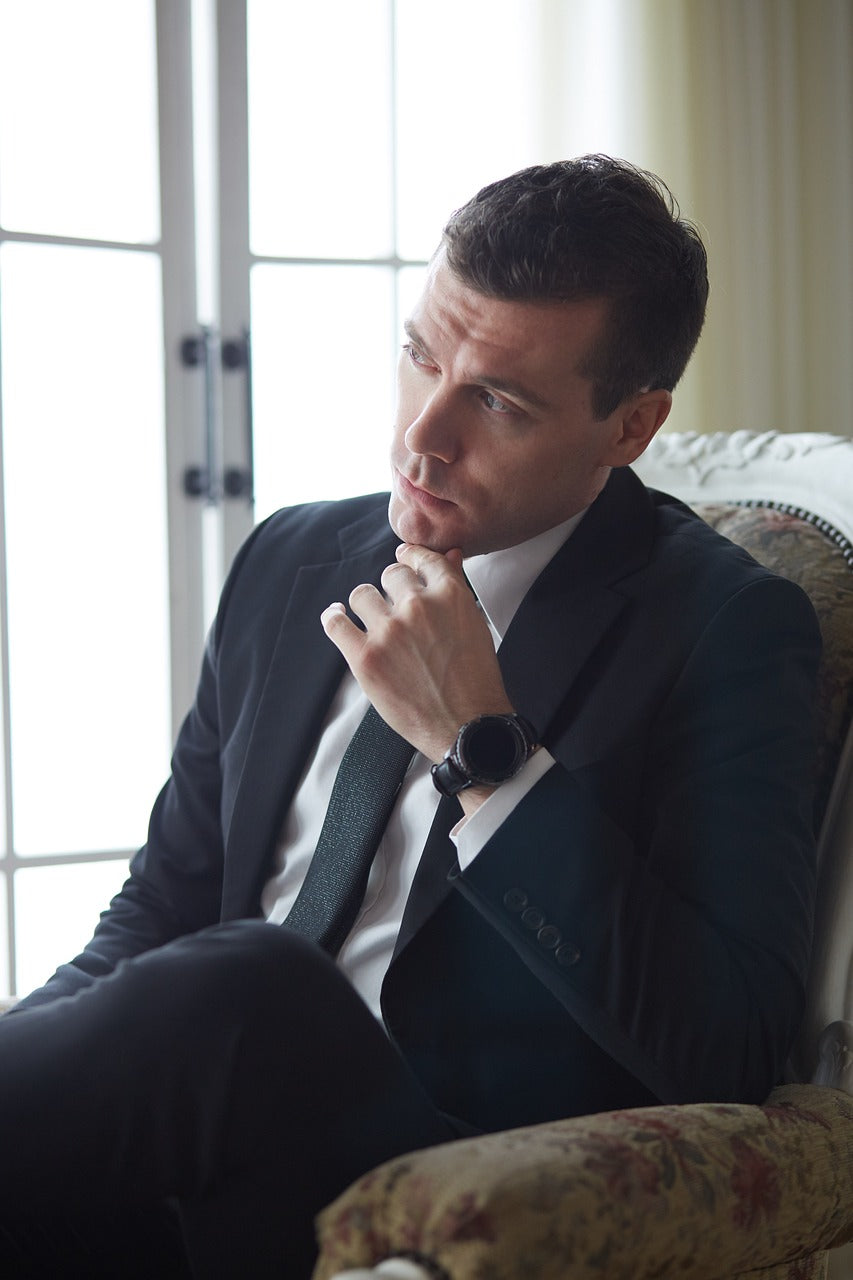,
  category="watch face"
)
[431,714,536,796]
[458,716,526,784]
